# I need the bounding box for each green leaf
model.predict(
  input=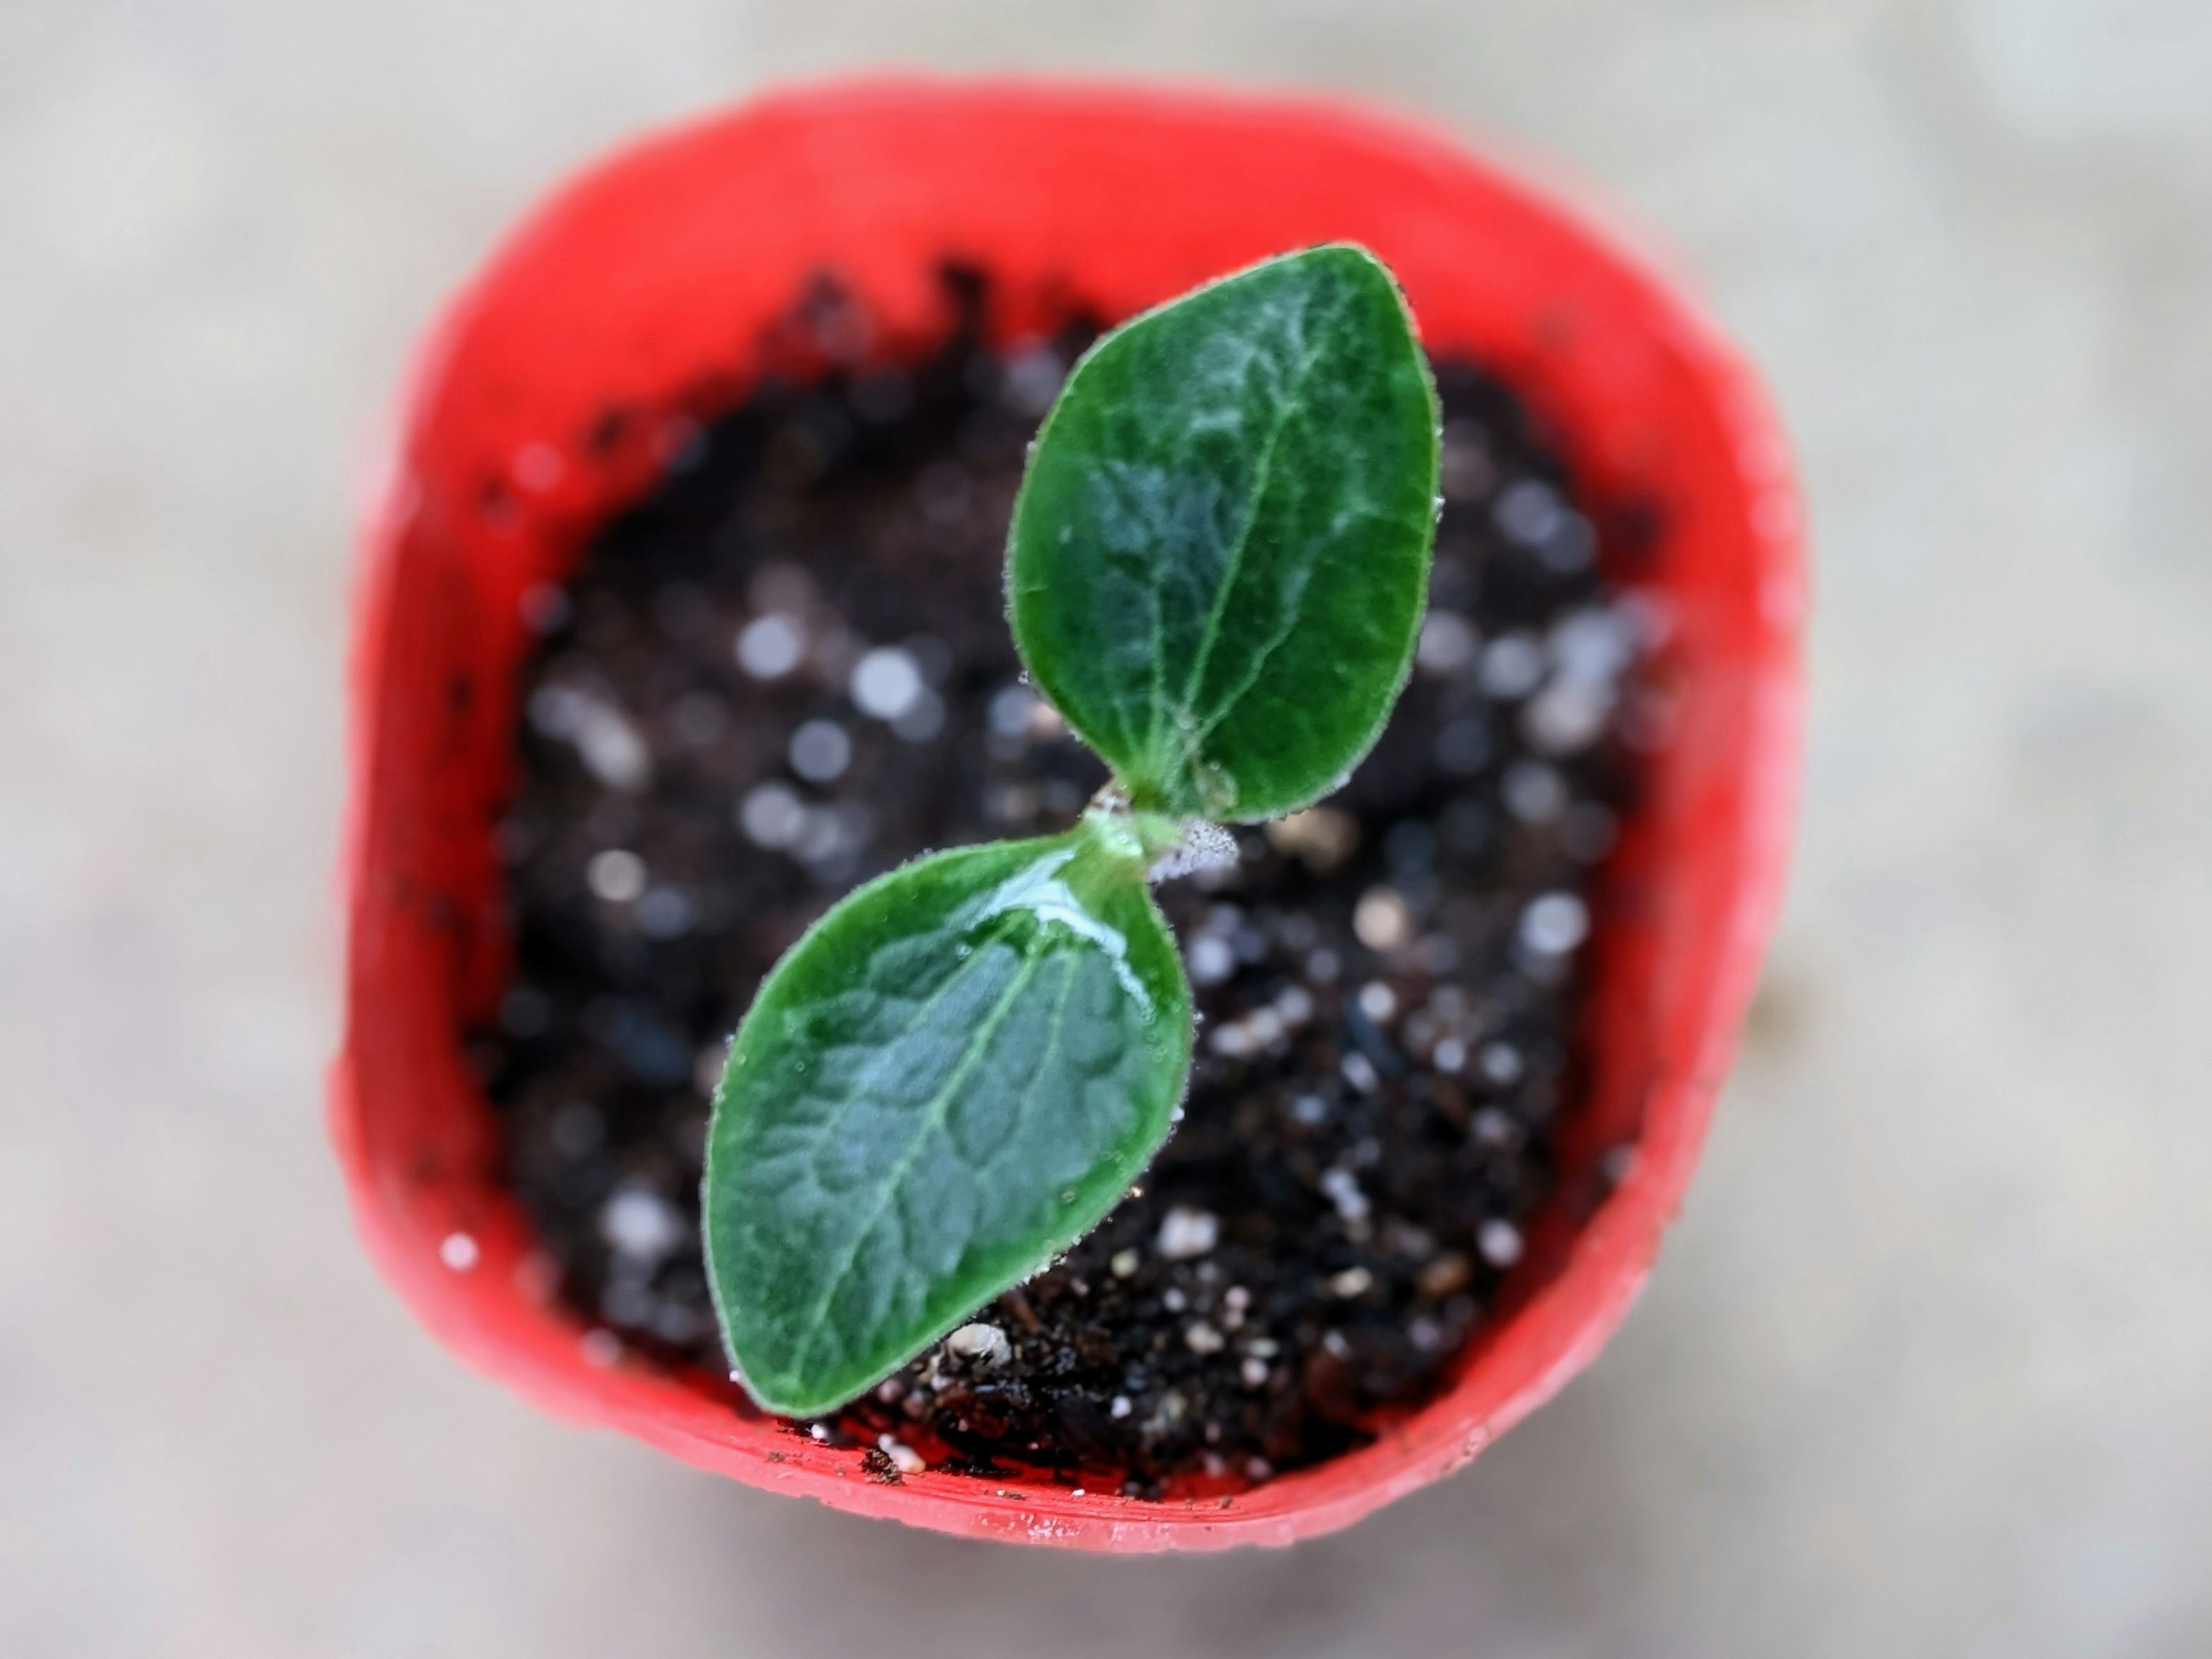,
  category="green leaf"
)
[702,813,1192,1416]
[1008,243,1441,822]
